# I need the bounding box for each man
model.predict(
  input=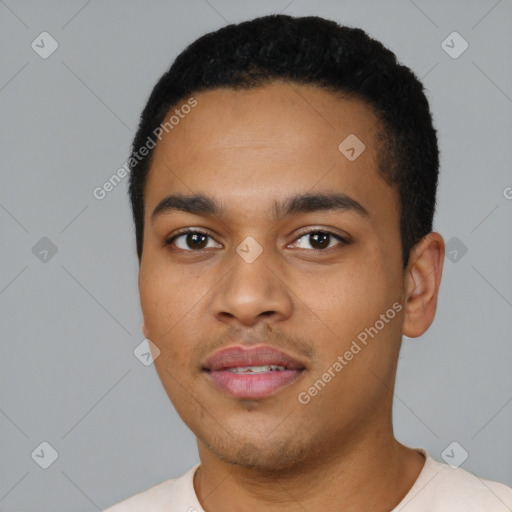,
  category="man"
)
[104,14,512,512]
